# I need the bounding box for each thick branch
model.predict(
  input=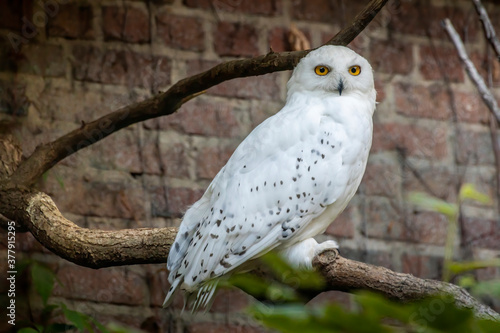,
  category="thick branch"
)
[443,18,500,122]
[8,0,389,187]
[0,186,176,268]
[313,250,500,321]
[472,0,500,60]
